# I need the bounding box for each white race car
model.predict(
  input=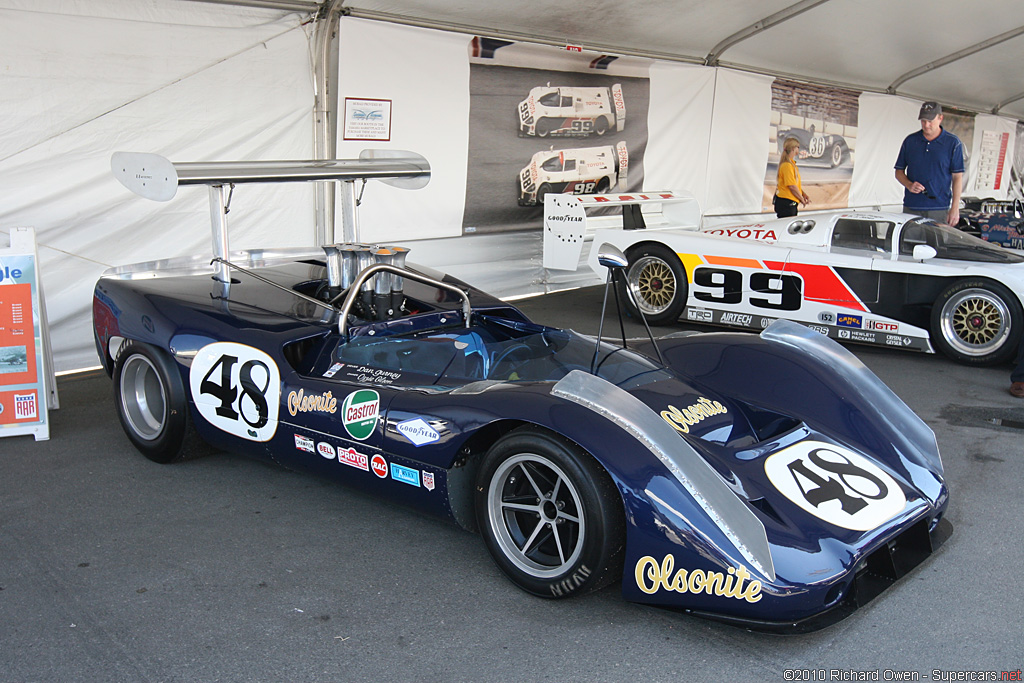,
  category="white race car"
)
[518,143,628,206]
[518,84,625,137]
[544,192,1024,365]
